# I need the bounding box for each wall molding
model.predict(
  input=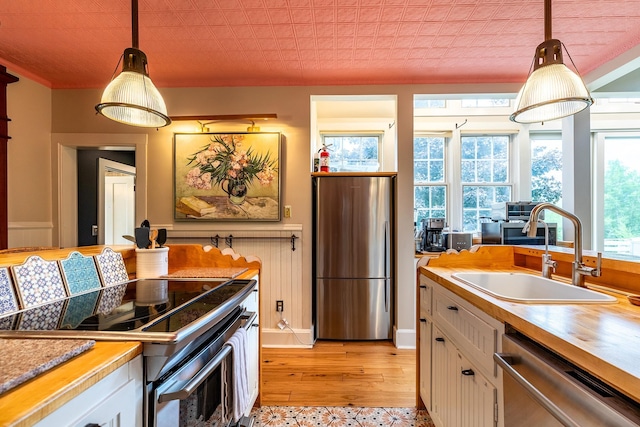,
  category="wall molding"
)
[8,221,54,247]
[262,327,314,348]
[394,327,416,350]
[8,221,54,229]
